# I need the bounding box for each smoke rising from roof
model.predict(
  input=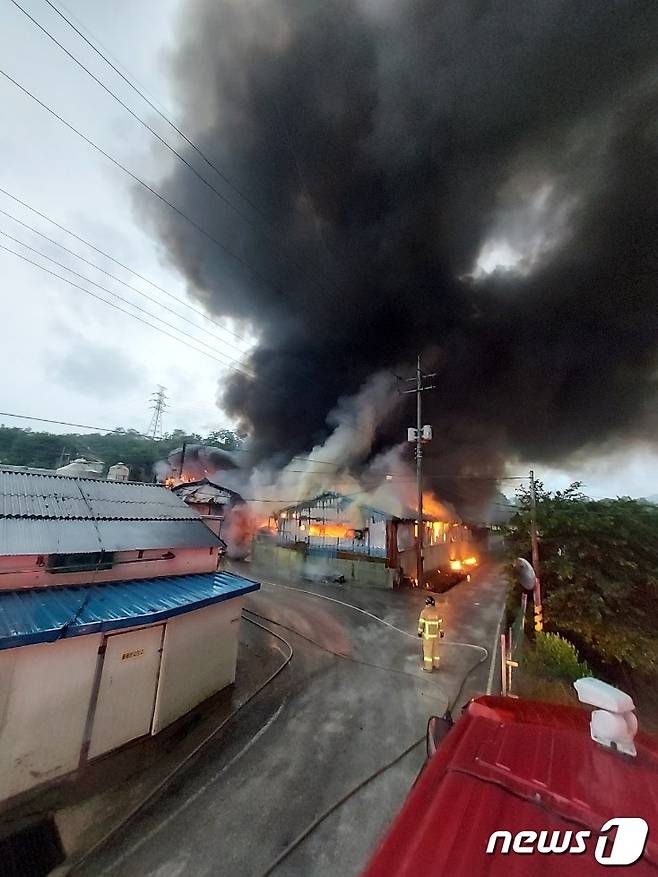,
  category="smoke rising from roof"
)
[139,0,658,510]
